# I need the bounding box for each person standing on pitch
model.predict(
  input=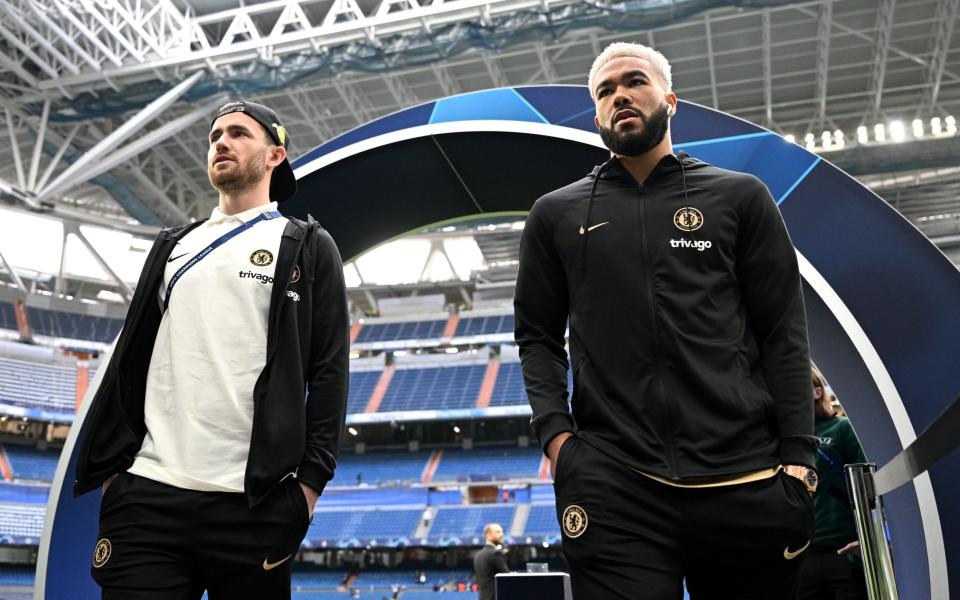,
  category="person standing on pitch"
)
[74,100,349,599]
[514,42,817,600]
[473,523,509,600]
